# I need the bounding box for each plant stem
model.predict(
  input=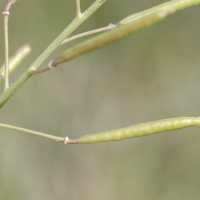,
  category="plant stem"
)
[2,0,17,91]
[61,23,115,45]
[32,23,116,73]
[0,123,65,142]
[2,1,13,91]
[3,15,9,91]
[47,0,200,68]
[0,0,107,108]
[76,0,81,18]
